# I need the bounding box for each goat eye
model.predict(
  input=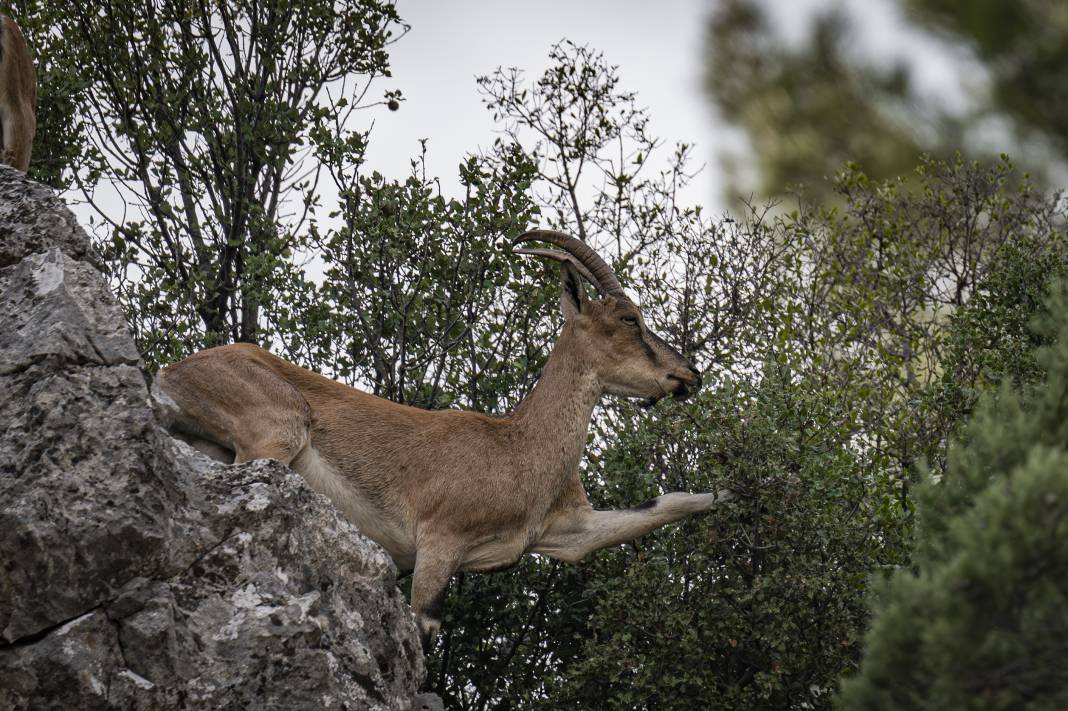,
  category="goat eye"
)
[621,315,638,326]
